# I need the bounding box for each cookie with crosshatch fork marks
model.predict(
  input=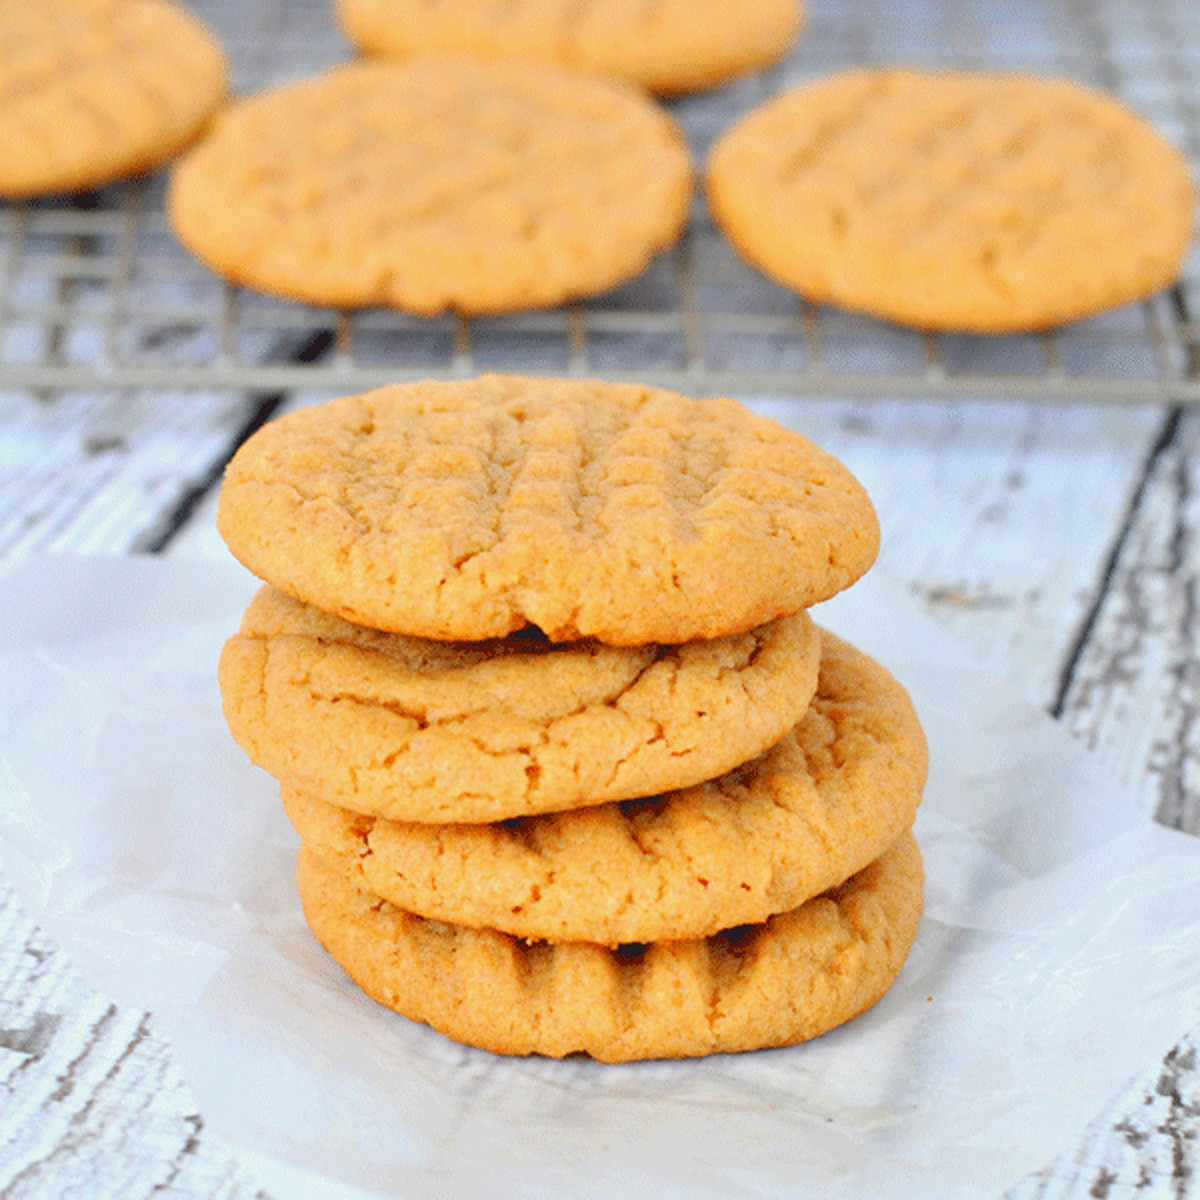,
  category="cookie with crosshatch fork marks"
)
[220,584,823,823]
[0,0,228,199]
[295,830,924,1061]
[706,67,1195,332]
[167,58,691,316]
[216,375,880,646]
[280,627,928,941]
